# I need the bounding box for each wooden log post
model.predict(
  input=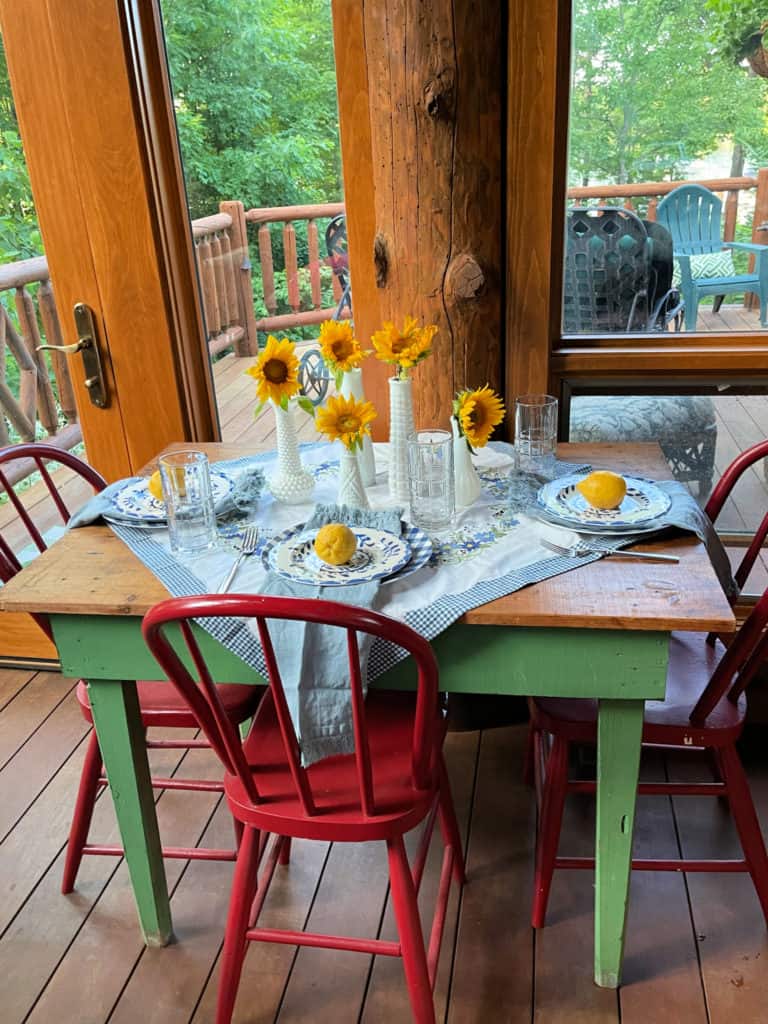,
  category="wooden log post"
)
[343,0,503,433]
[283,222,300,314]
[723,190,738,243]
[307,219,322,310]
[258,224,276,321]
[209,234,229,327]
[39,278,77,422]
[0,311,8,445]
[15,284,59,435]
[219,200,258,355]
